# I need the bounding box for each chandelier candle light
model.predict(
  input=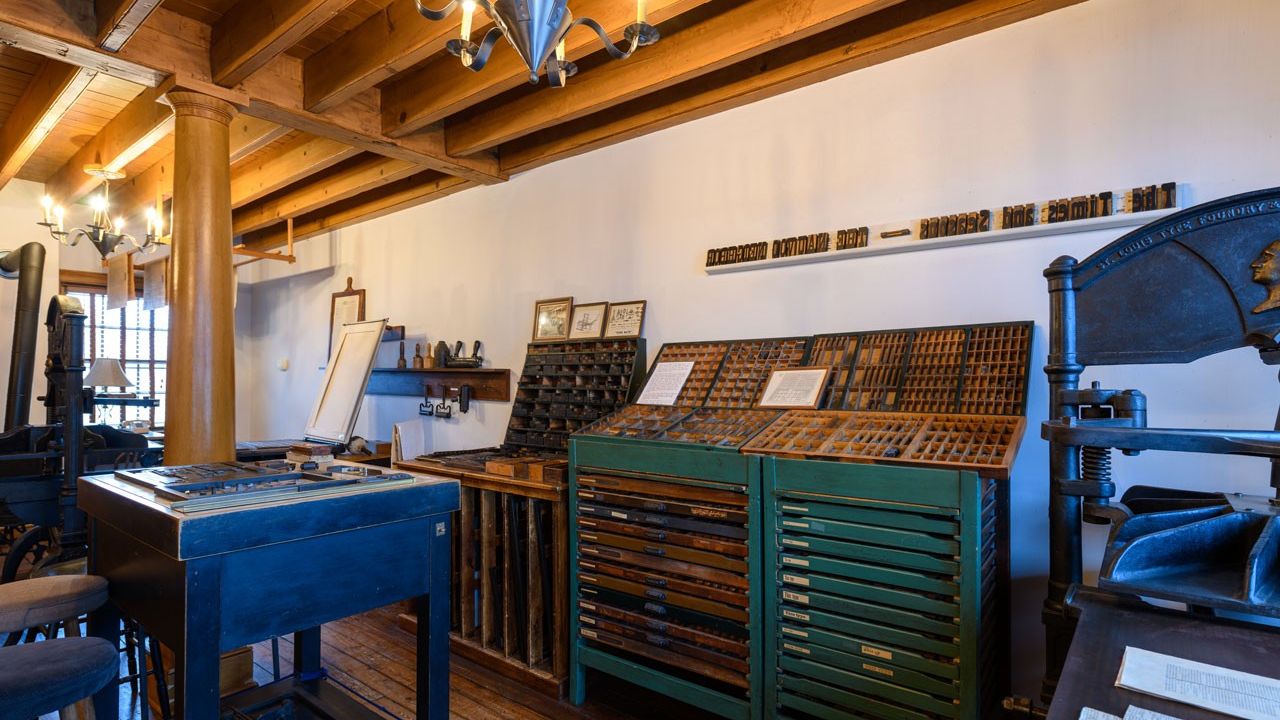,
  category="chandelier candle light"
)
[36,165,163,259]
[416,0,659,87]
